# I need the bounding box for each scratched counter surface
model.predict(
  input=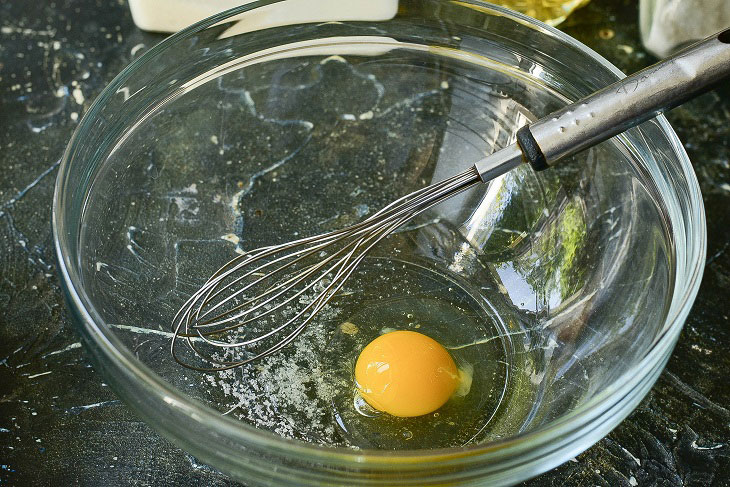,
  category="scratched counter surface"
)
[1,0,729,485]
